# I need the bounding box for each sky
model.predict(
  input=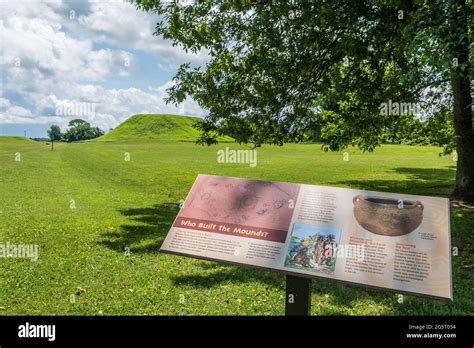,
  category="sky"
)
[0,0,208,138]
